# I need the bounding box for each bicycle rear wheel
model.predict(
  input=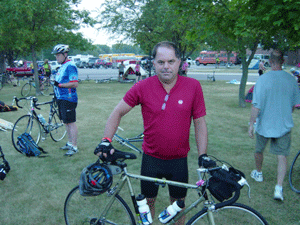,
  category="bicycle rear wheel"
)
[21,83,31,96]
[289,150,300,193]
[64,186,136,225]
[187,203,268,225]
[41,79,51,96]
[11,115,41,153]
[49,111,66,142]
